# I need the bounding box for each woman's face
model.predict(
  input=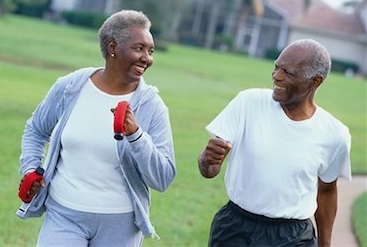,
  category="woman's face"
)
[112,27,154,83]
